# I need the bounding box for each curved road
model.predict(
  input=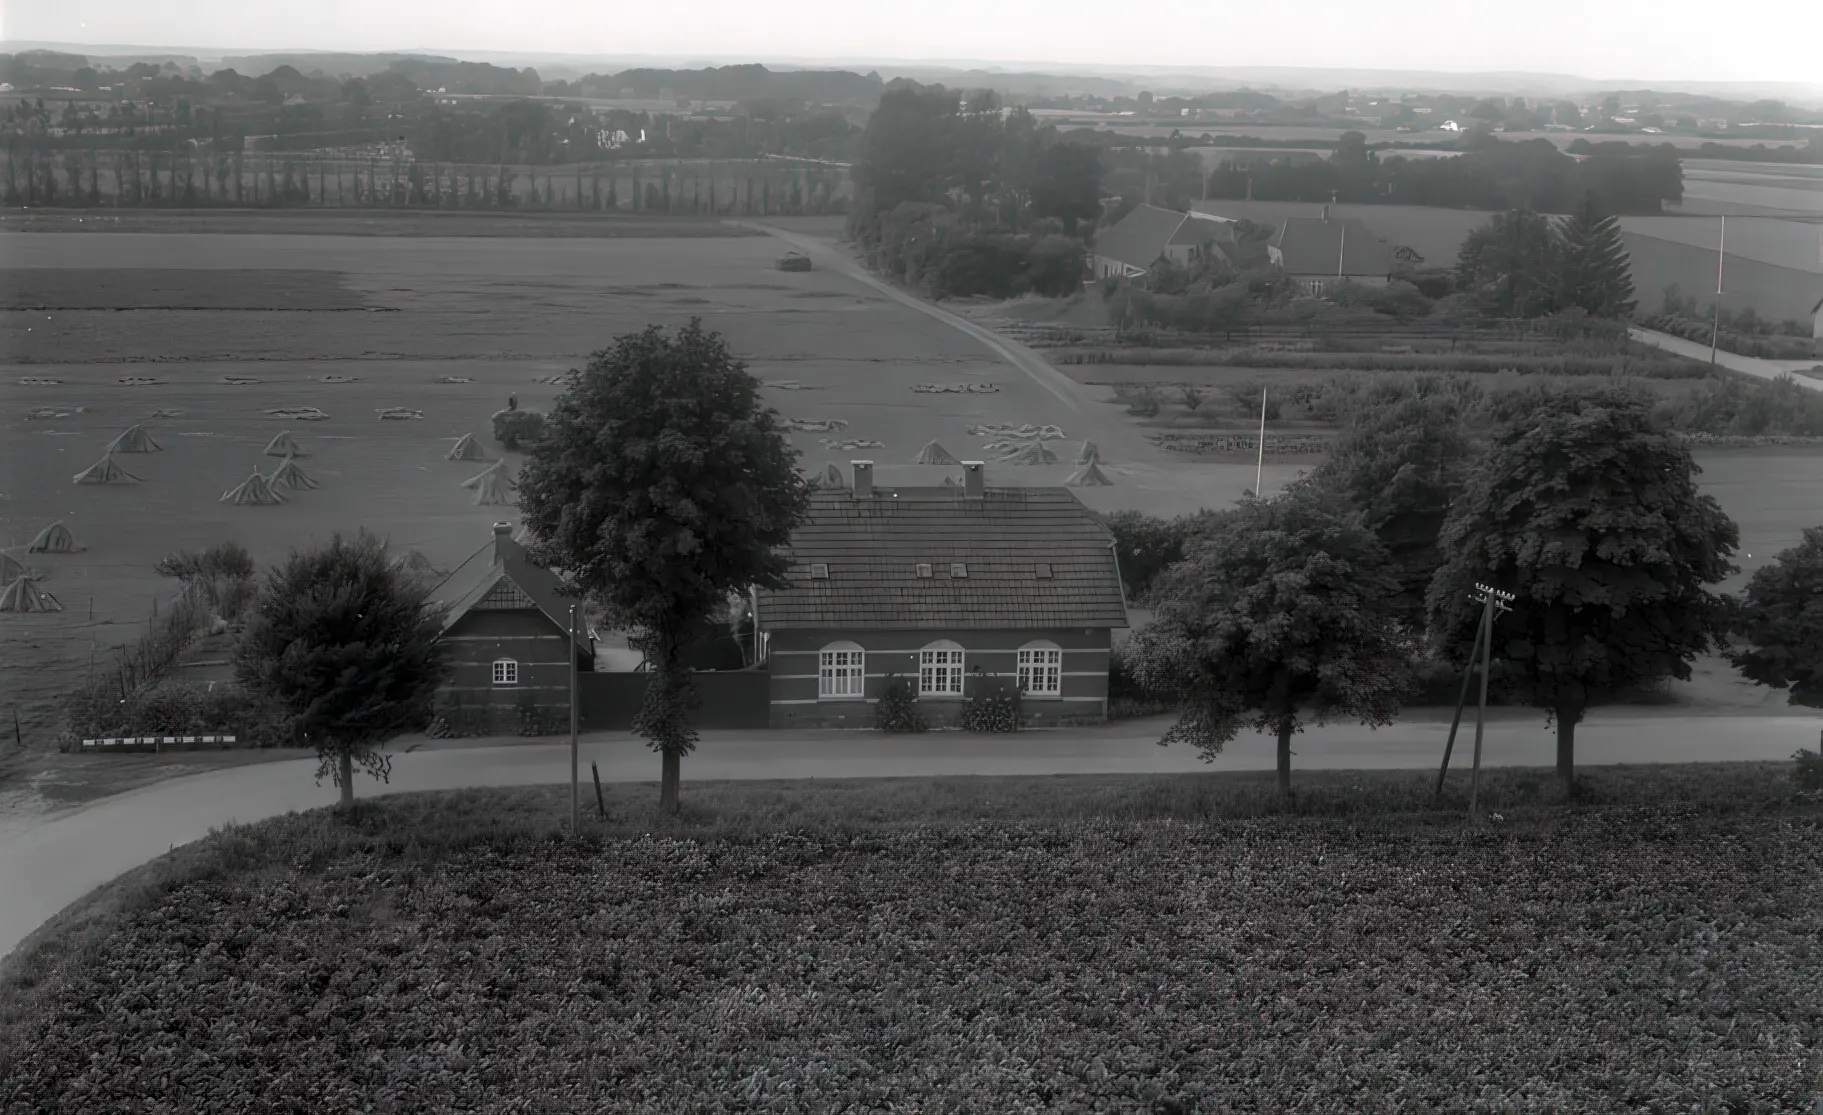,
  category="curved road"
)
[1629,326,1823,390]
[4,710,1817,964]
